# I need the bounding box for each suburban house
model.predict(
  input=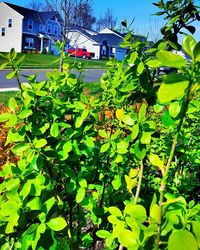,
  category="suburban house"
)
[0,2,63,53]
[68,26,146,60]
